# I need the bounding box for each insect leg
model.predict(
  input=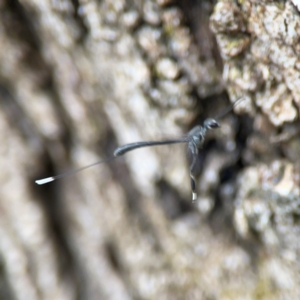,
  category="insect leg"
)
[188,141,198,202]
